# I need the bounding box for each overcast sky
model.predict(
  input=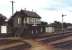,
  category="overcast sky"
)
[0,0,72,23]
